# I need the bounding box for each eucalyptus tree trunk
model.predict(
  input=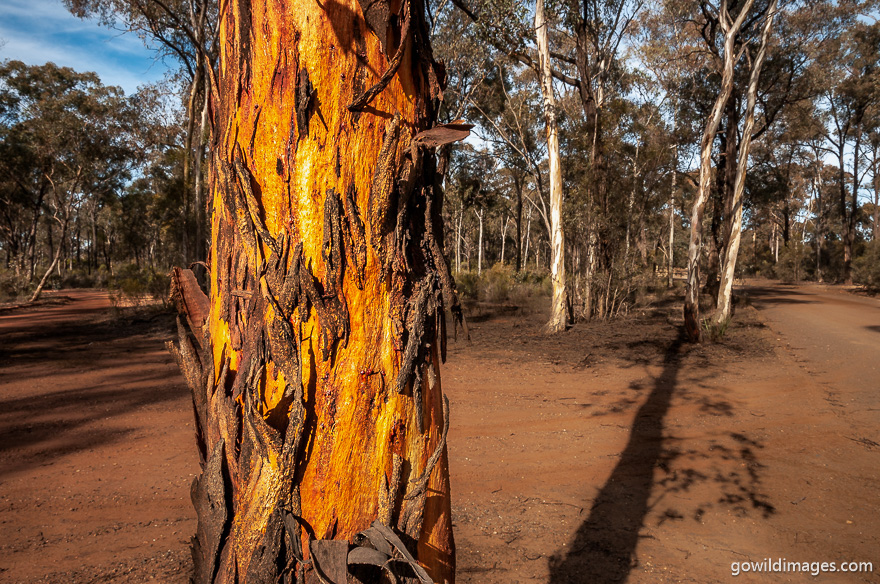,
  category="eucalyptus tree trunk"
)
[30,215,68,303]
[476,208,484,275]
[668,152,676,289]
[684,0,755,342]
[500,215,508,265]
[872,142,879,241]
[811,147,825,281]
[715,0,777,324]
[535,0,567,333]
[193,89,210,262]
[169,1,464,582]
[846,128,862,284]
